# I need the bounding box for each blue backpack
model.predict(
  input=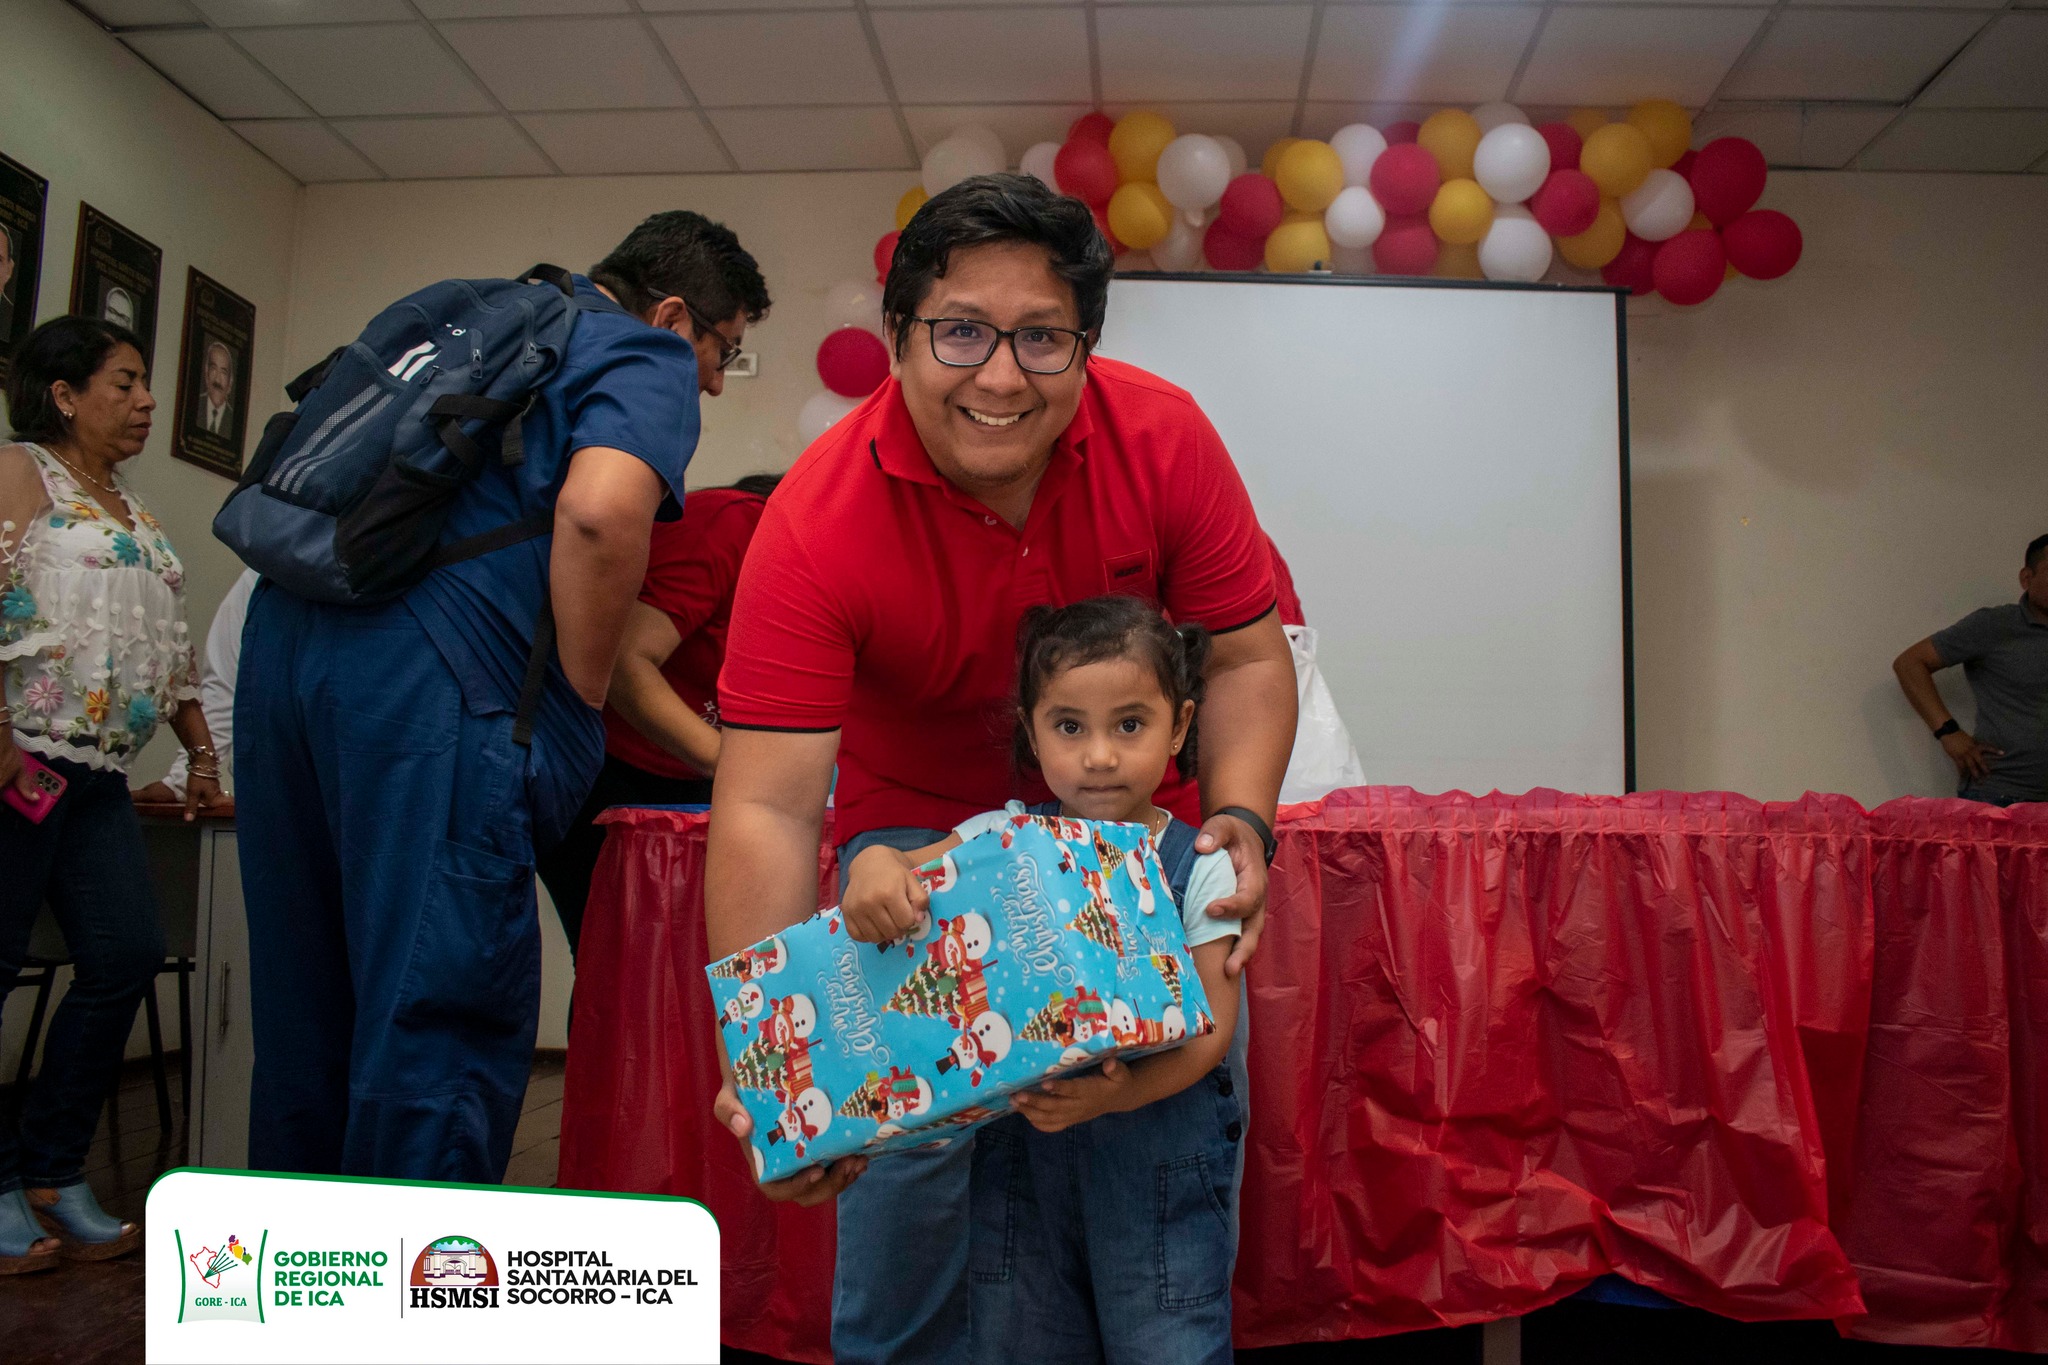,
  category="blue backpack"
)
[214,264,622,606]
